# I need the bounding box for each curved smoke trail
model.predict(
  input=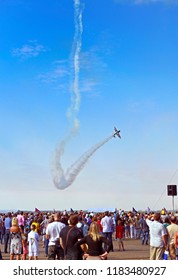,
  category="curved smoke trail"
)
[53,135,114,190]
[52,1,115,190]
